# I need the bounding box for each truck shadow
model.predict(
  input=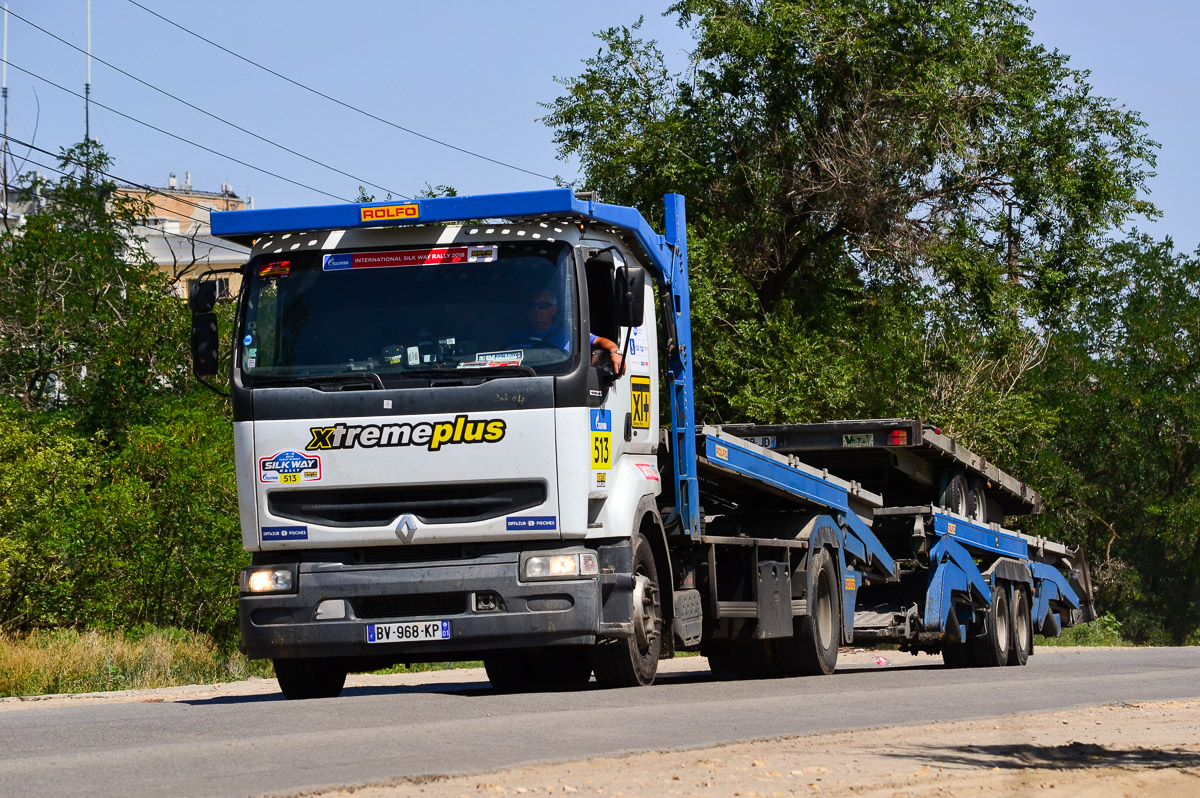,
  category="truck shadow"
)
[883,741,1200,770]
